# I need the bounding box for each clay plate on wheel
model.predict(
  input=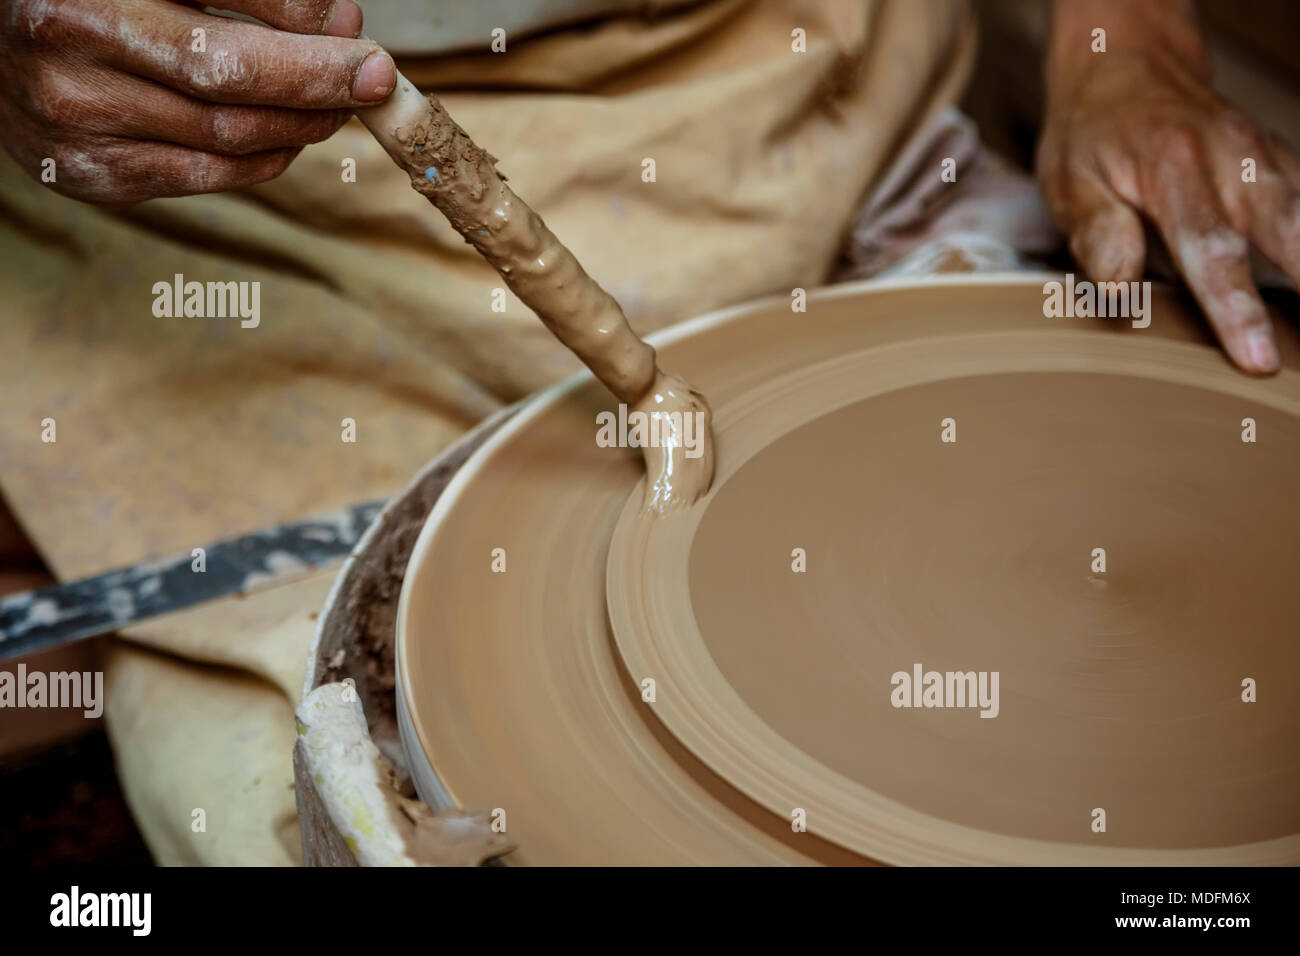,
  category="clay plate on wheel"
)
[398,275,1300,865]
